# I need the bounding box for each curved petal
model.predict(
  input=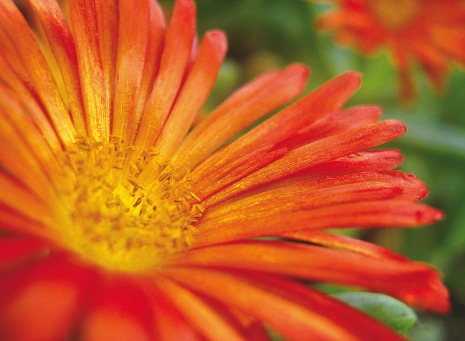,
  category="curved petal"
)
[155,277,247,341]
[164,267,408,341]
[26,0,86,135]
[171,241,449,312]
[195,200,443,247]
[191,72,361,190]
[174,63,310,169]
[201,120,406,206]
[0,0,75,144]
[155,30,227,161]
[280,230,409,262]
[134,0,197,148]
[204,171,428,220]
